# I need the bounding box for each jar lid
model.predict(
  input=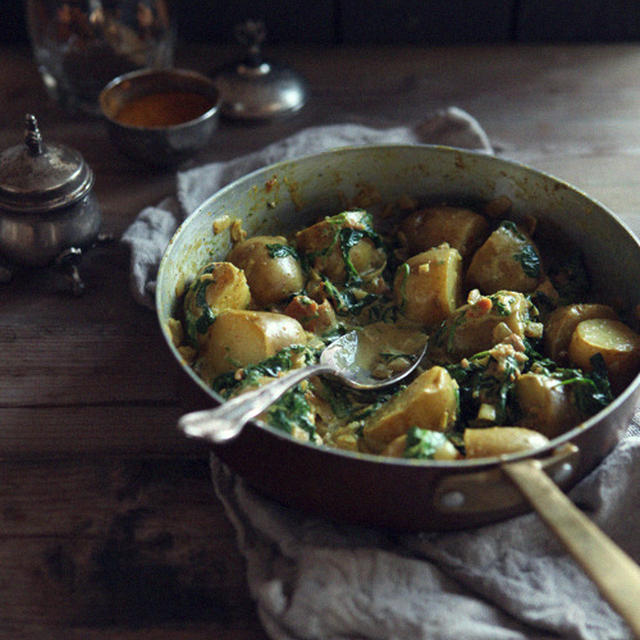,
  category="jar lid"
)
[0,114,95,214]
[212,21,308,120]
